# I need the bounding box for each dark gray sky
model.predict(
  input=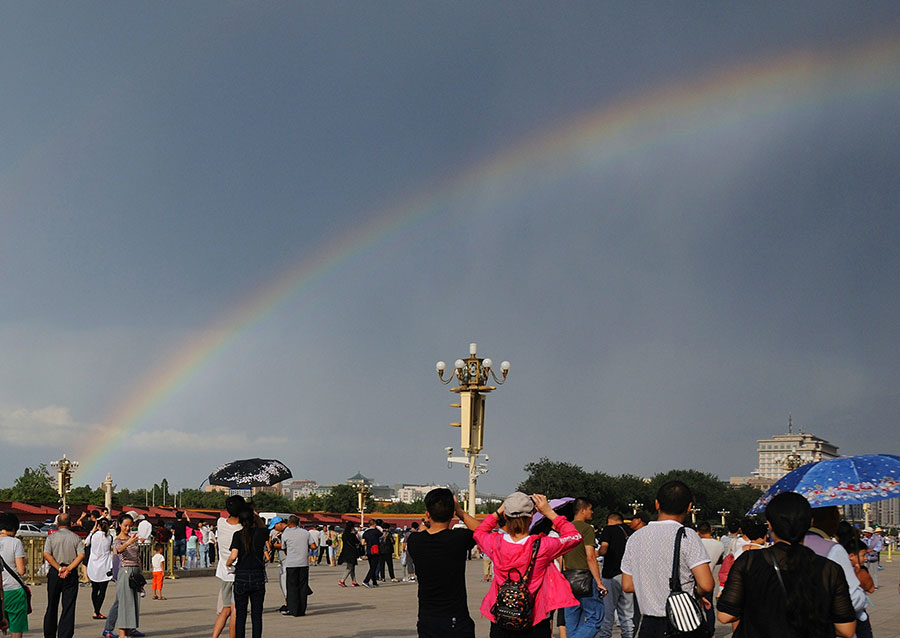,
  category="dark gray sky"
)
[1,3,898,494]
